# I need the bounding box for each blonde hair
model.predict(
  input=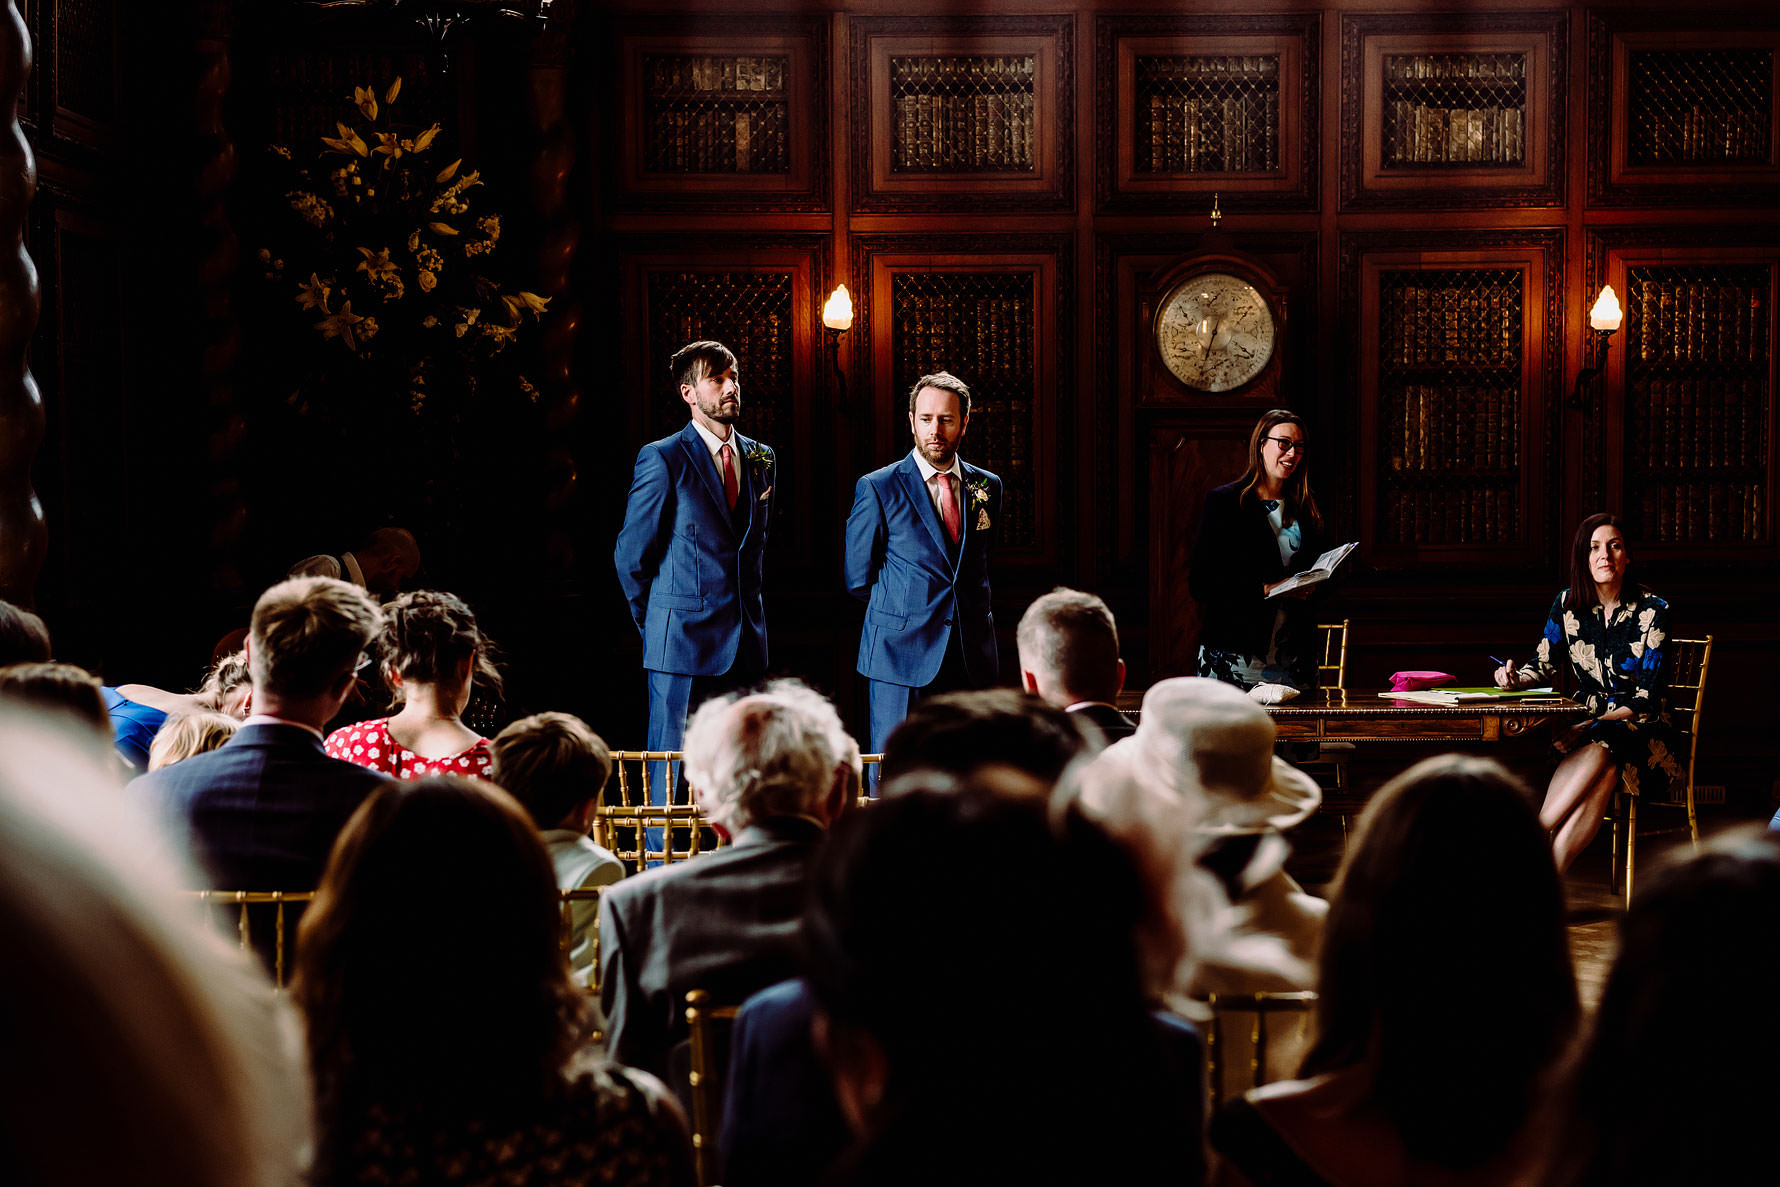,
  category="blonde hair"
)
[249,577,382,700]
[148,711,241,772]
[0,707,309,1186]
